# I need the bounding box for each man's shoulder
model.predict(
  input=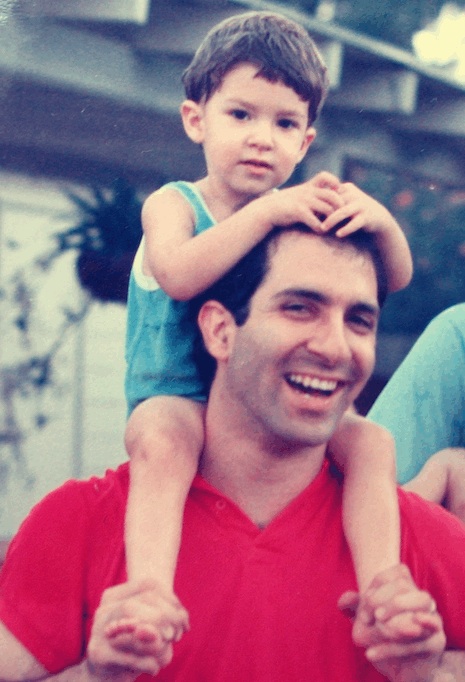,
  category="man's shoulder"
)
[399,486,464,527]
[1,464,129,587]
[41,462,129,510]
[398,488,465,651]
[14,463,129,543]
[398,487,465,559]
